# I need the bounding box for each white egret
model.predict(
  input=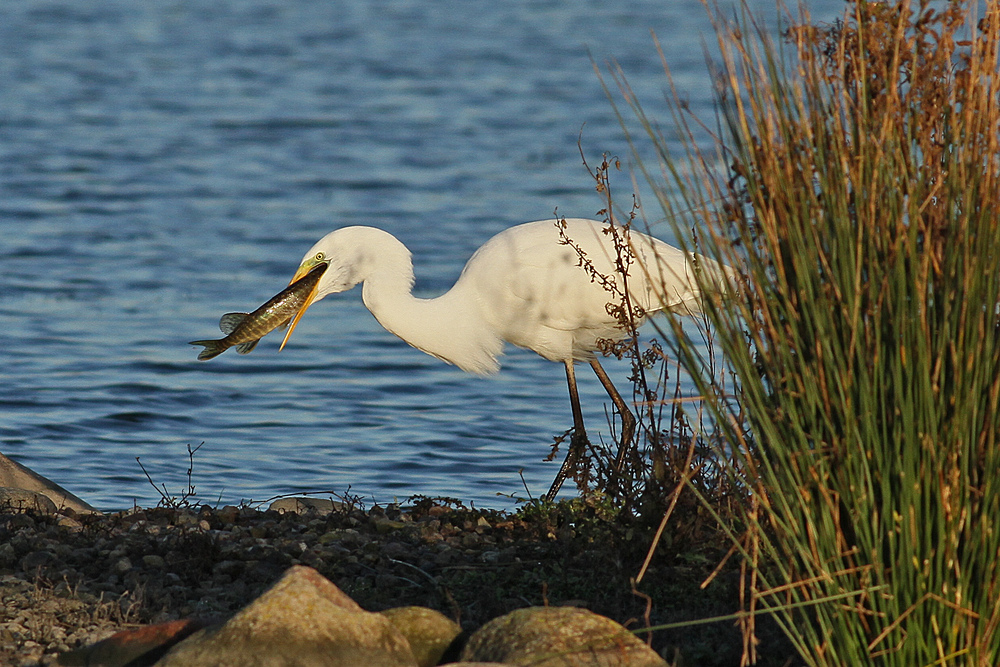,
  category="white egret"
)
[280,218,729,500]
